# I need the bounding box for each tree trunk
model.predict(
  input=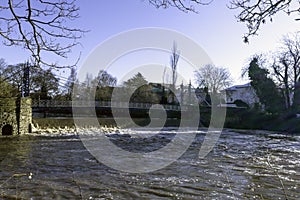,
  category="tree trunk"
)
[293,79,300,111]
